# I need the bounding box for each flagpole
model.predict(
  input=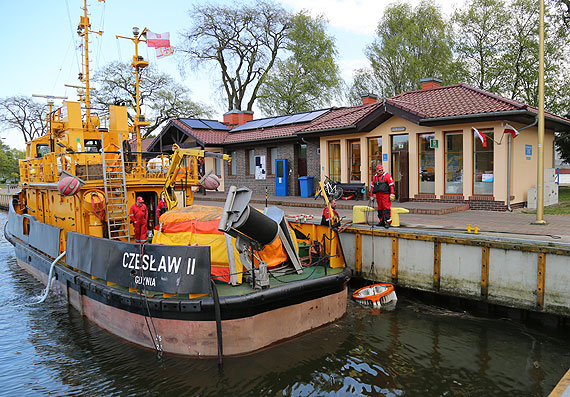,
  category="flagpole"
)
[533,0,546,225]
